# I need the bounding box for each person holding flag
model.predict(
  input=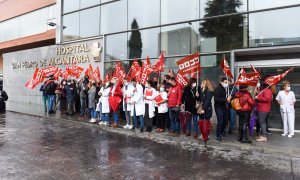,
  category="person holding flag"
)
[155,84,168,133]
[255,81,273,142]
[109,77,122,128]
